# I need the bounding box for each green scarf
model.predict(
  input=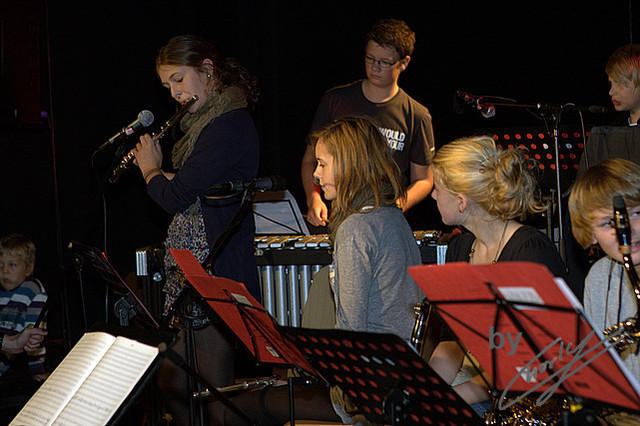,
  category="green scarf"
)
[171,85,248,169]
